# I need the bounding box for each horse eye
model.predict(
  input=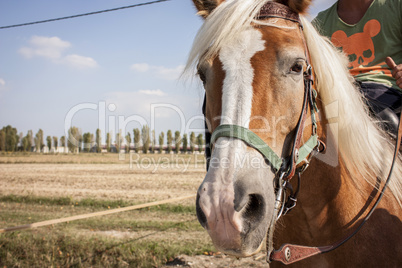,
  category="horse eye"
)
[197,69,207,85]
[290,63,303,74]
